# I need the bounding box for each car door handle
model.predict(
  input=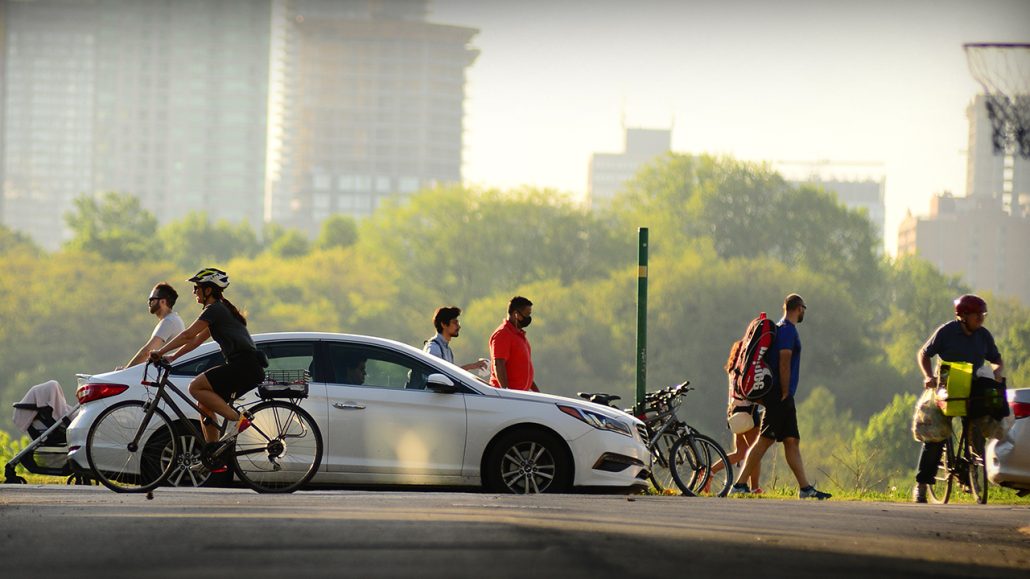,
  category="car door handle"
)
[333,402,366,410]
